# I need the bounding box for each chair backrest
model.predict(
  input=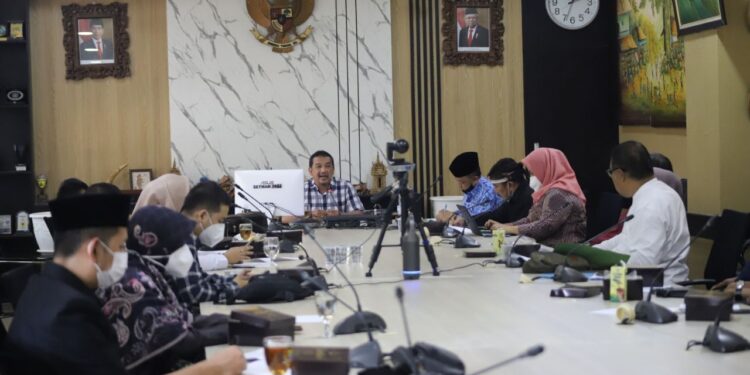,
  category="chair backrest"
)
[586,192,624,239]
[0,265,39,309]
[704,209,750,284]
